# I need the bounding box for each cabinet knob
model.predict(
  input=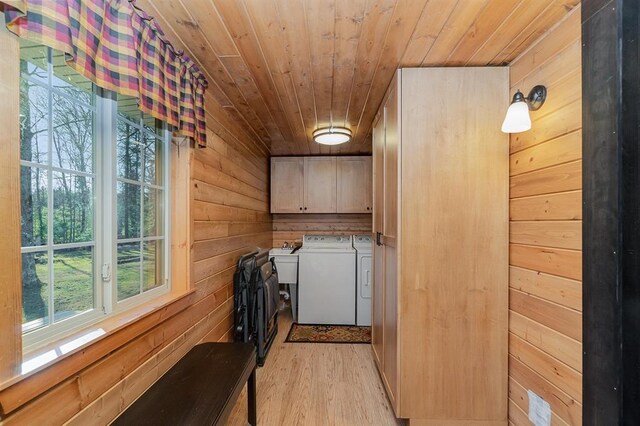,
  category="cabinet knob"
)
[299,207,302,211]
[304,207,307,210]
